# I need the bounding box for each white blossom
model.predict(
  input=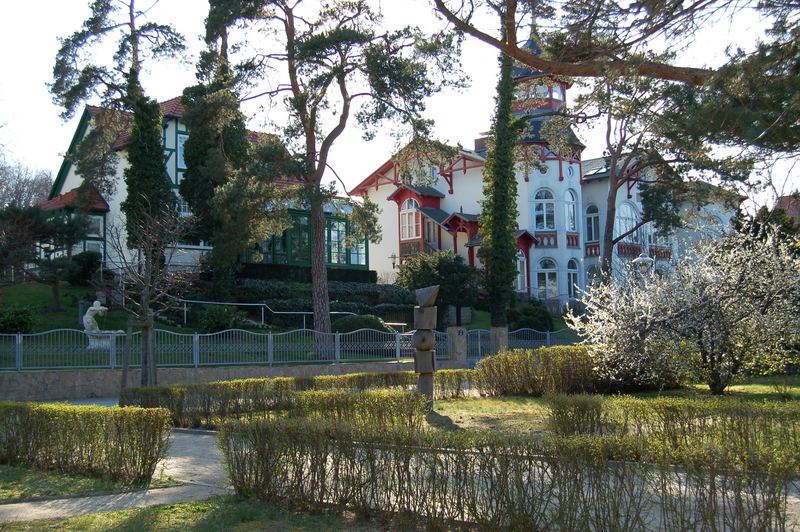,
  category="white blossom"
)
[568,227,800,394]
